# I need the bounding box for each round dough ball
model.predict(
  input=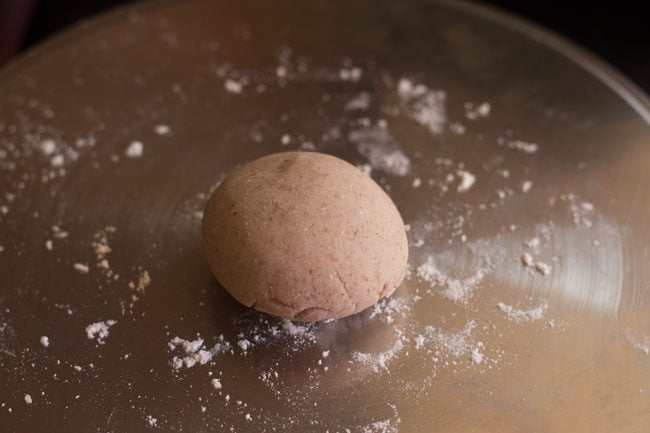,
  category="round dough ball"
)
[201,152,408,322]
